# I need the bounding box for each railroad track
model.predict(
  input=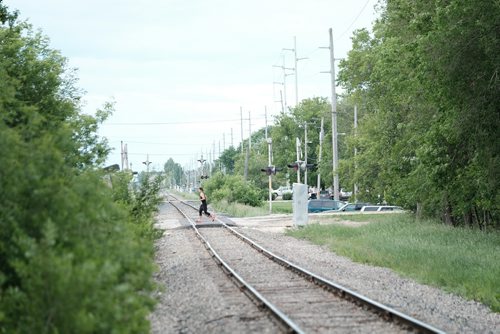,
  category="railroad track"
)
[163,194,445,334]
